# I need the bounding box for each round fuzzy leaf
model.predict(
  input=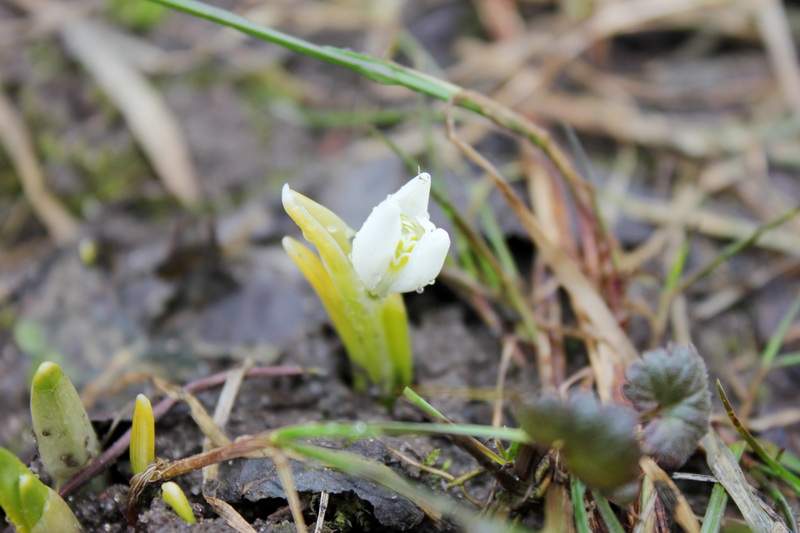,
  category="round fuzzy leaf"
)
[518,394,642,491]
[623,343,712,468]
